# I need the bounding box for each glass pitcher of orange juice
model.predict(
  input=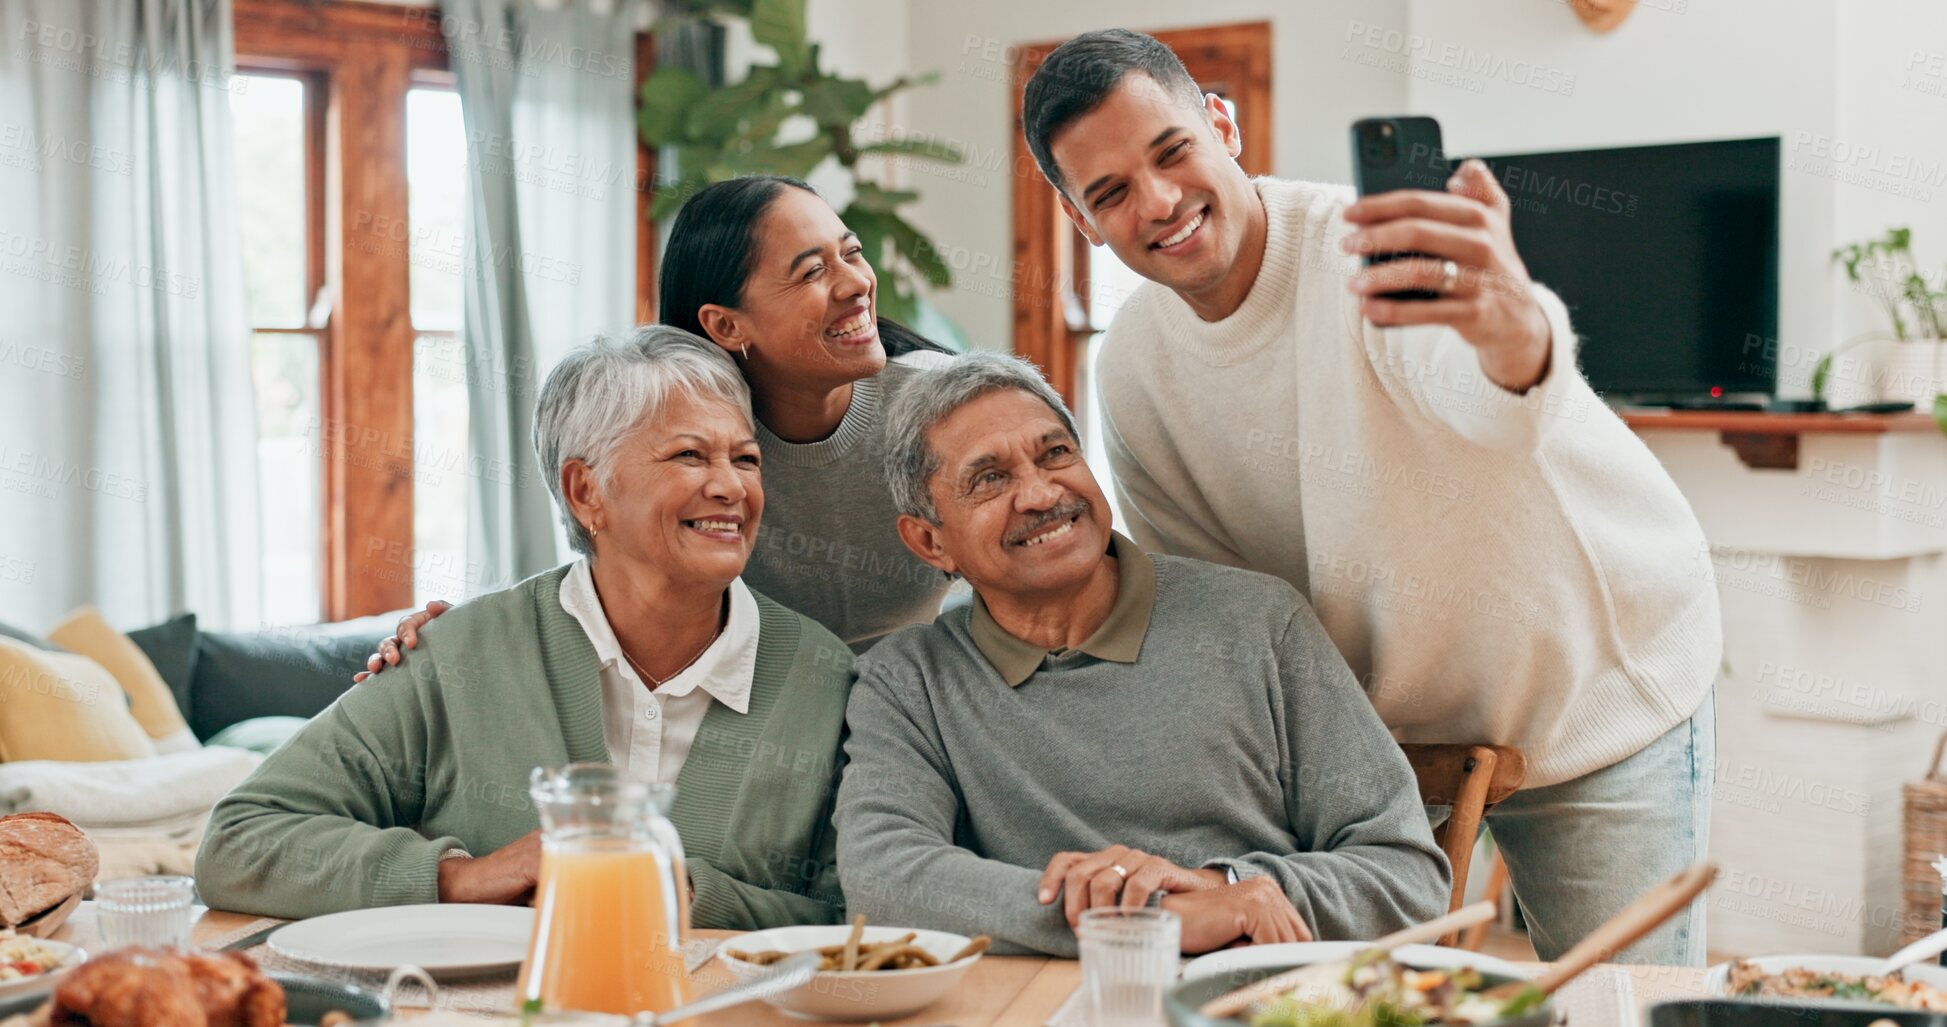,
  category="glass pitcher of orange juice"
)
[517,764,692,1017]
